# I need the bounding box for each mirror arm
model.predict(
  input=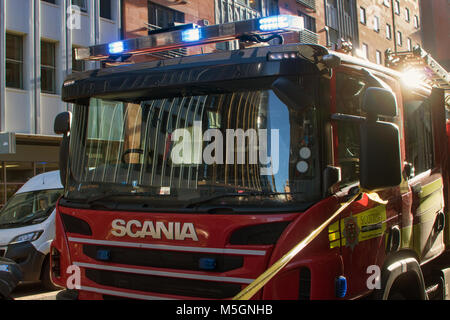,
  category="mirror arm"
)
[331,113,366,123]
